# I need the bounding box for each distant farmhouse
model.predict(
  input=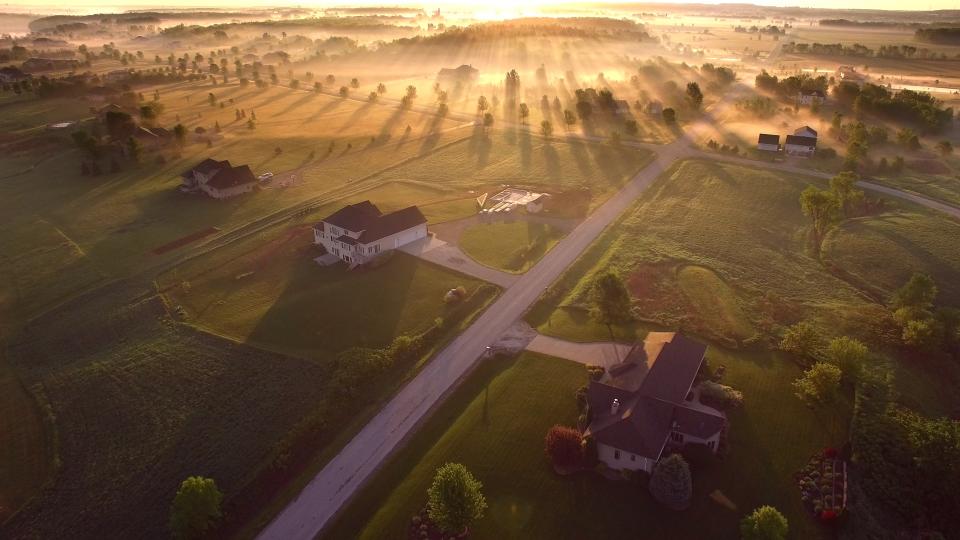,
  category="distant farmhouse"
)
[313,201,427,267]
[584,333,726,473]
[757,133,780,152]
[785,126,818,157]
[437,64,479,84]
[756,126,818,157]
[180,159,258,199]
[797,89,825,106]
